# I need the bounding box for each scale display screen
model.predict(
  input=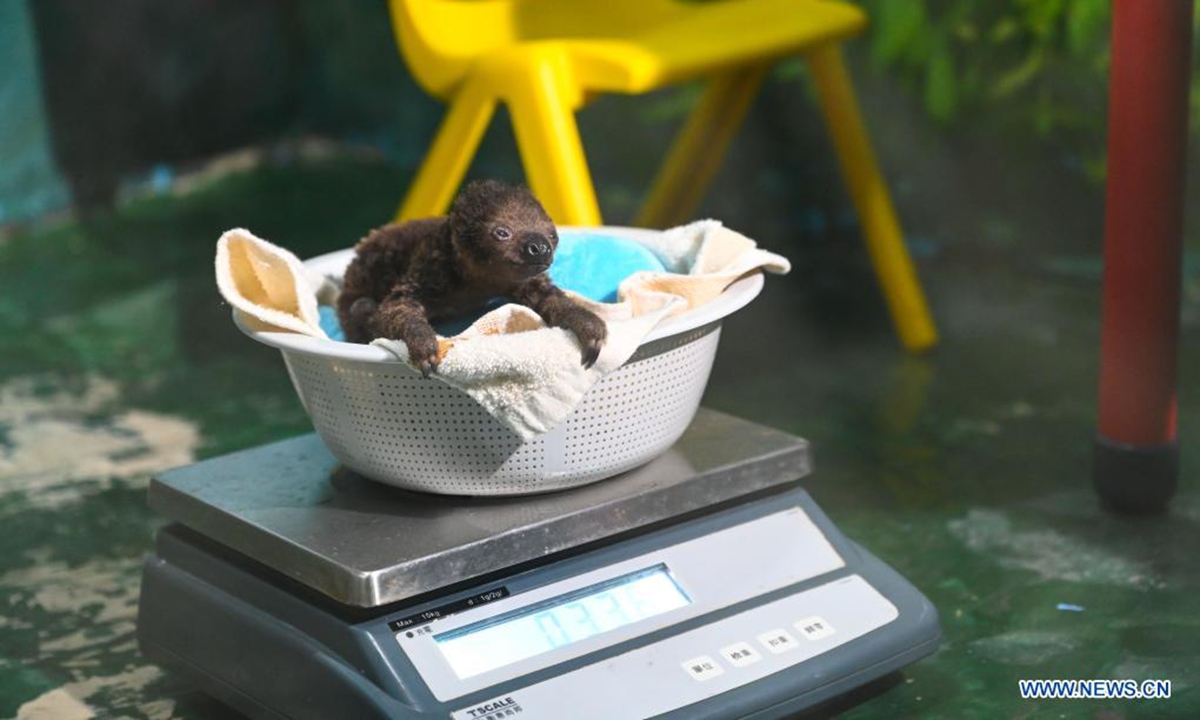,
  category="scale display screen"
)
[434,565,690,679]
